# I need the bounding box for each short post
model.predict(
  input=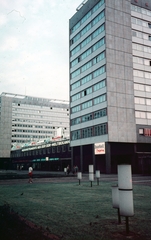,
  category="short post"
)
[126,216,129,234]
[89,165,94,187]
[111,185,121,224]
[95,170,100,185]
[64,168,67,175]
[77,172,82,185]
[118,208,121,224]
